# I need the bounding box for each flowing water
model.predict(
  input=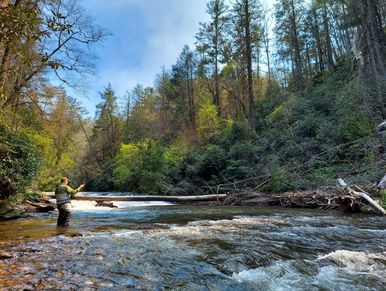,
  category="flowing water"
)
[0,192,385,290]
